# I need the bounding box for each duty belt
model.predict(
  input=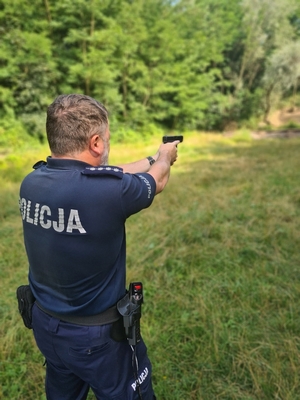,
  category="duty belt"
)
[36,301,120,326]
